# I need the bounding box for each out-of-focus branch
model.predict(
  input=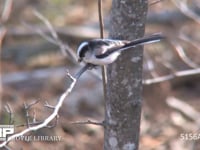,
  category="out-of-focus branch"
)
[172,0,200,24]
[178,33,200,52]
[149,0,164,6]
[1,0,13,116]
[166,97,200,124]
[0,28,6,113]
[169,40,199,68]
[23,10,77,63]
[1,0,13,23]
[144,52,159,78]
[72,119,104,126]
[4,103,14,125]
[23,100,39,128]
[144,68,200,85]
